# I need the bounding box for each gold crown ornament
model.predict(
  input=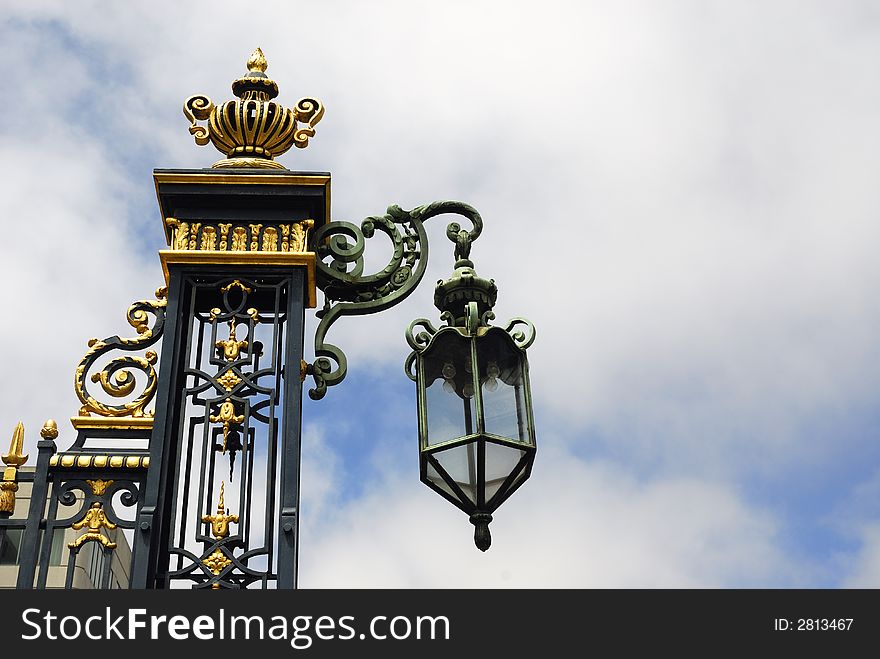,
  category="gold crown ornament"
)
[183,48,324,169]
